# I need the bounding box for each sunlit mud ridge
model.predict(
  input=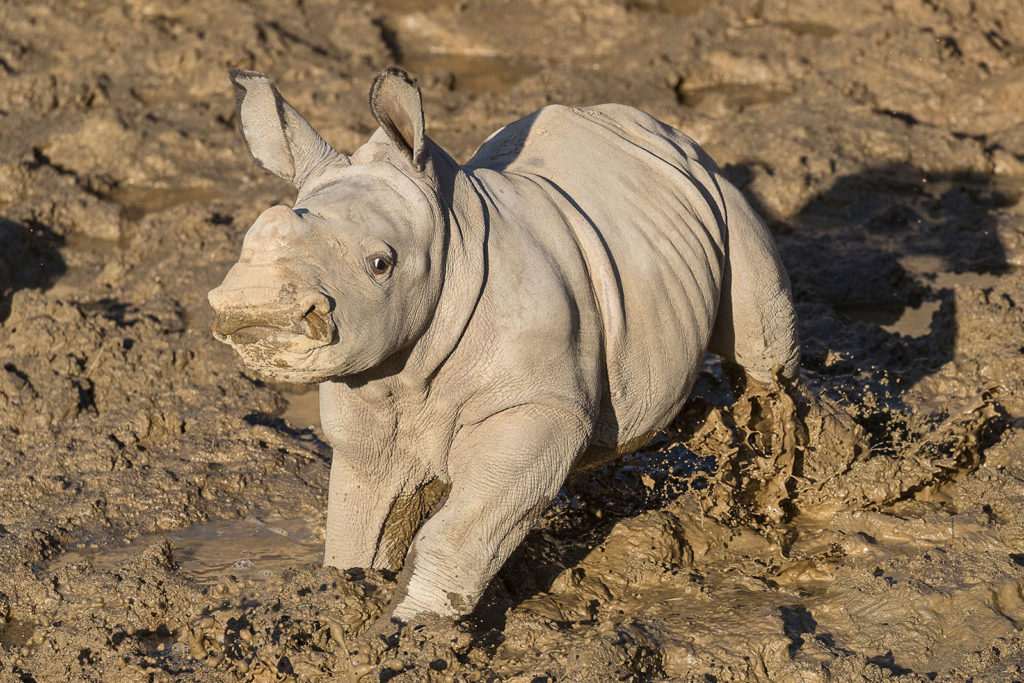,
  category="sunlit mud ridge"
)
[2,0,1024,680]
